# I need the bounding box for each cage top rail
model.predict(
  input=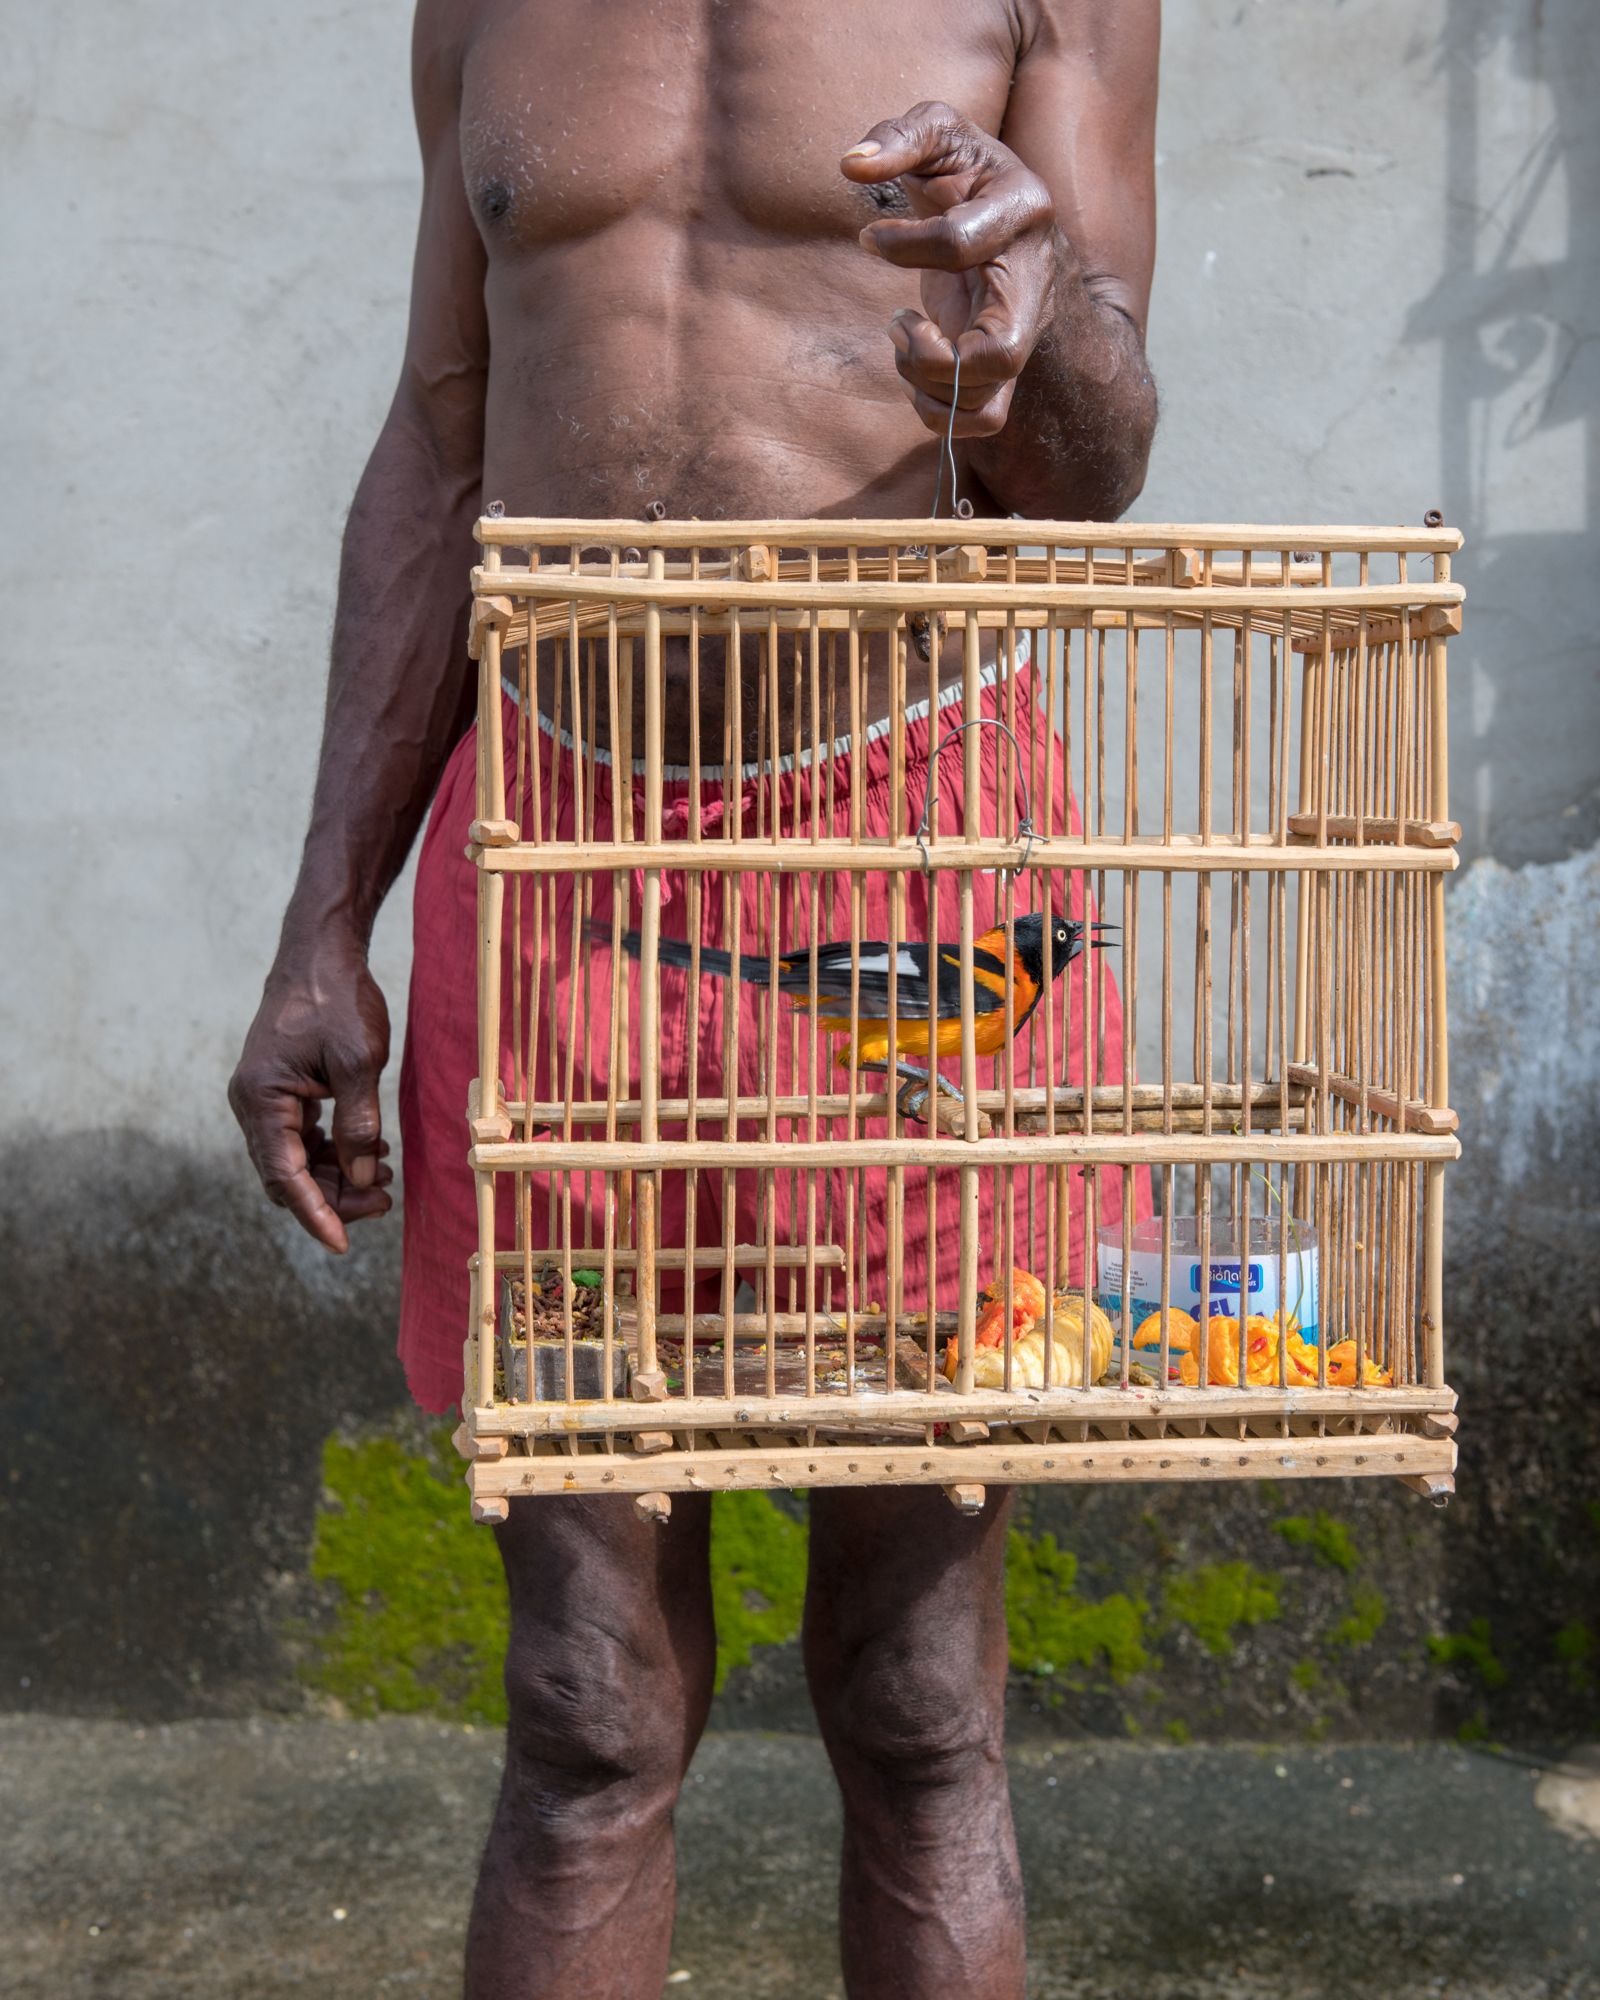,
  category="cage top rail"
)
[469,835,1459,875]
[476,515,1464,554]
[470,570,1463,616]
[469,1132,1462,1174]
